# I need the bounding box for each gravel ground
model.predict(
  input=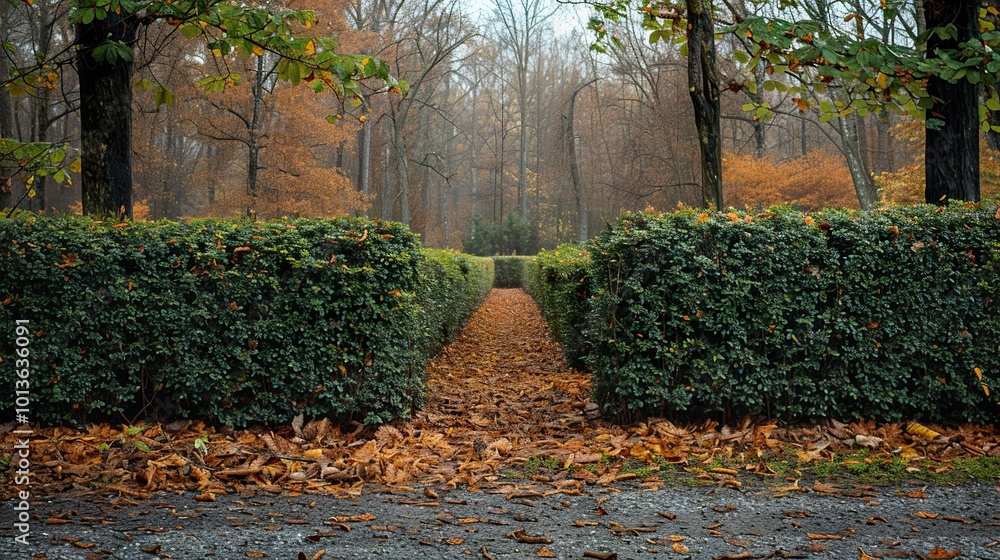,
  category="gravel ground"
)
[3,482,999,560]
